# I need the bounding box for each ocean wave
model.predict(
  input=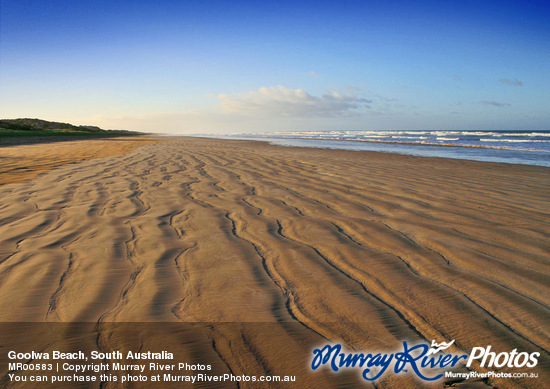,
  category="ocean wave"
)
[269,136,550,152]
[480,139,550,143]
